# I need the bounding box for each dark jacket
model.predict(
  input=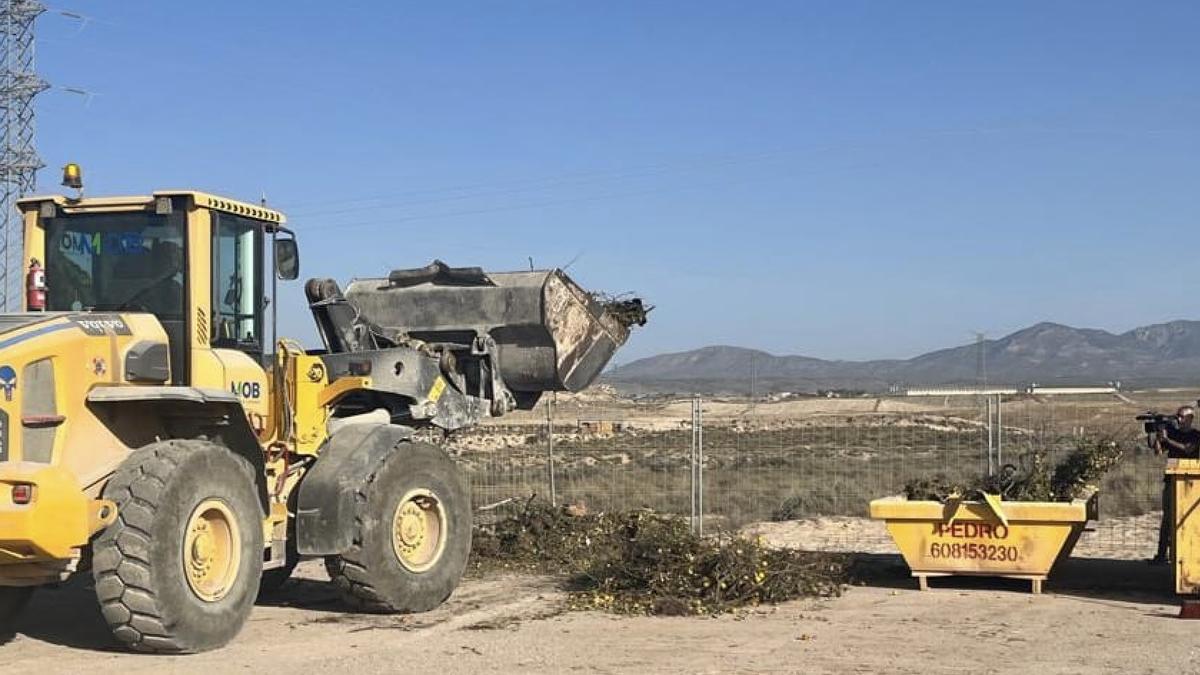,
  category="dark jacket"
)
[1160,425,1200,459]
